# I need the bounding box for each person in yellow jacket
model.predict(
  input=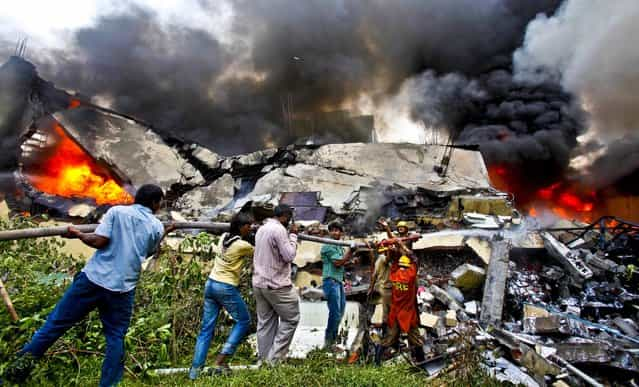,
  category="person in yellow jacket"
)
[189,213,254,379]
